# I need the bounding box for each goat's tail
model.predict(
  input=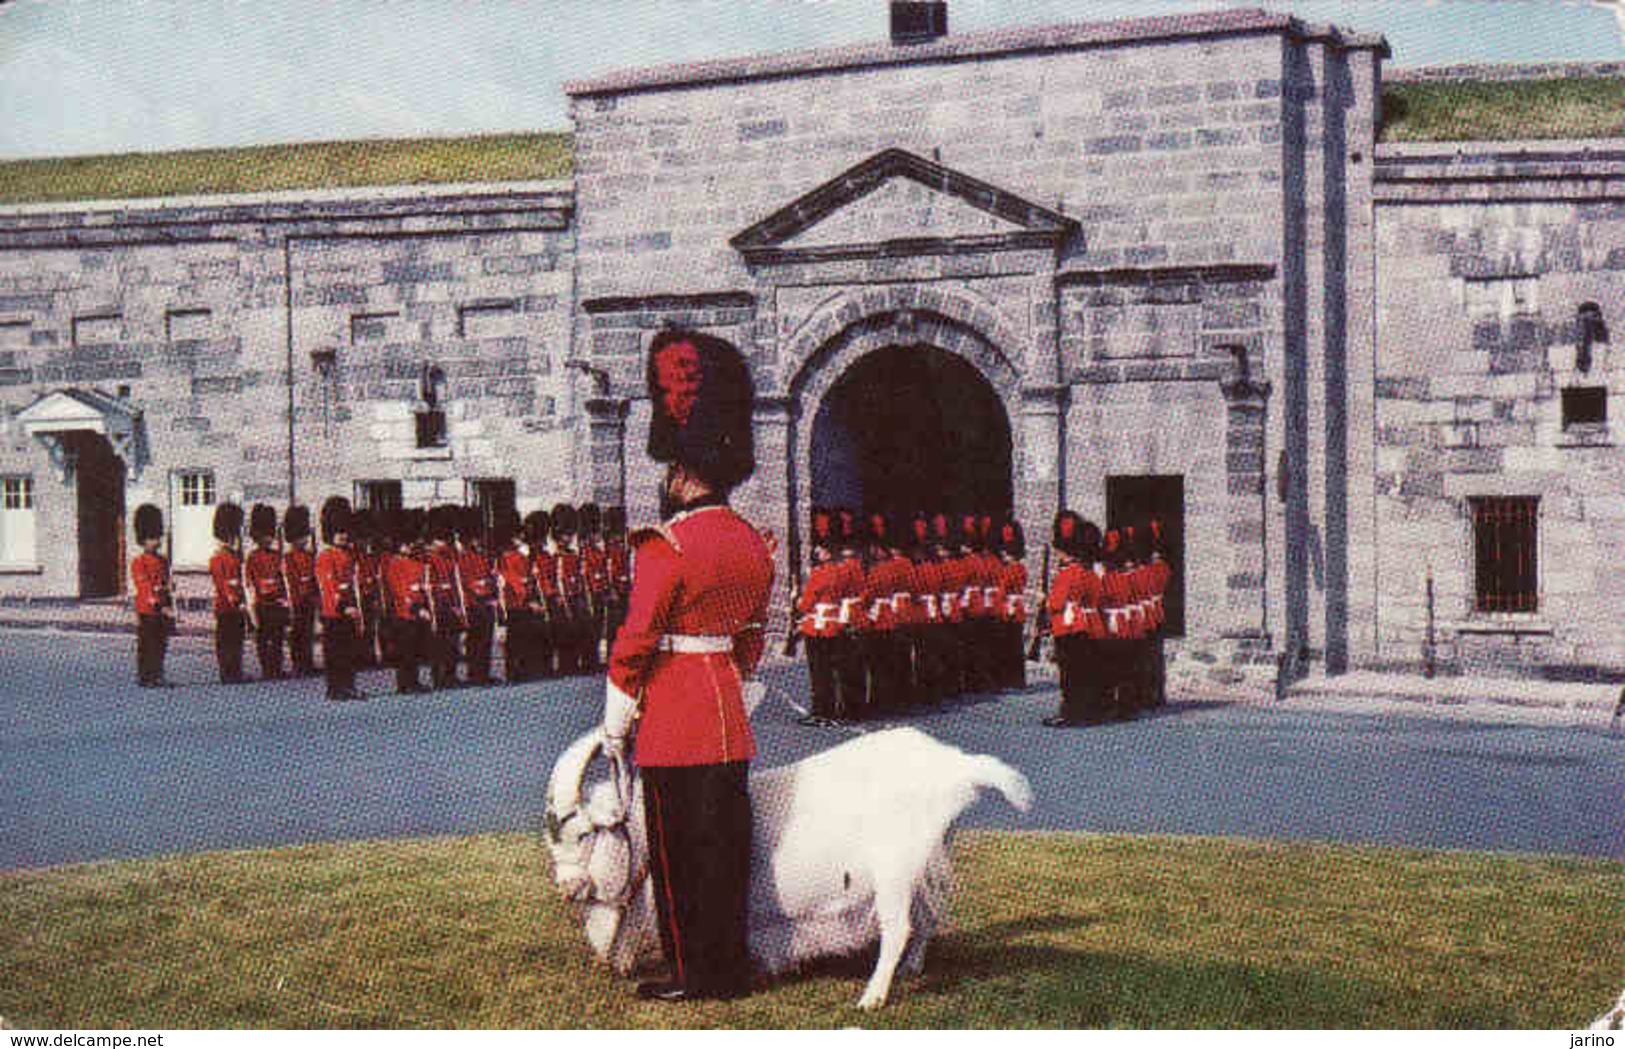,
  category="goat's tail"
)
[968,754,1033,813]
